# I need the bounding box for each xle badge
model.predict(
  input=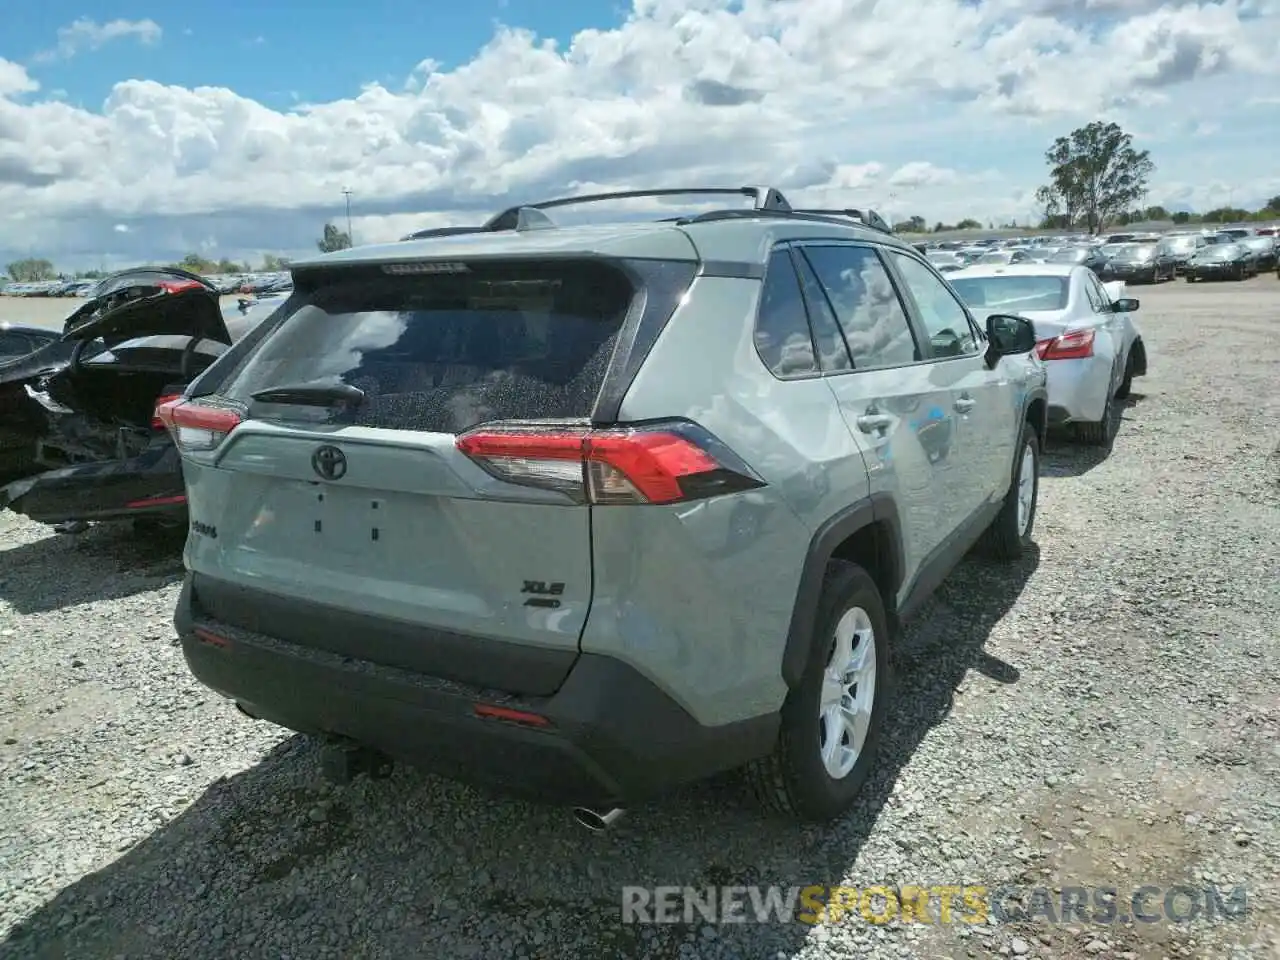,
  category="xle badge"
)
[522,580,565,609]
